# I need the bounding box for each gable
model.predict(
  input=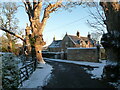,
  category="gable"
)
[49,33,96,49]
[62,35,76,46]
